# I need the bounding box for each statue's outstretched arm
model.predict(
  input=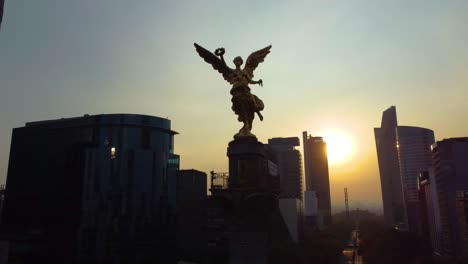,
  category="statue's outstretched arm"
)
[249,78,263,87]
